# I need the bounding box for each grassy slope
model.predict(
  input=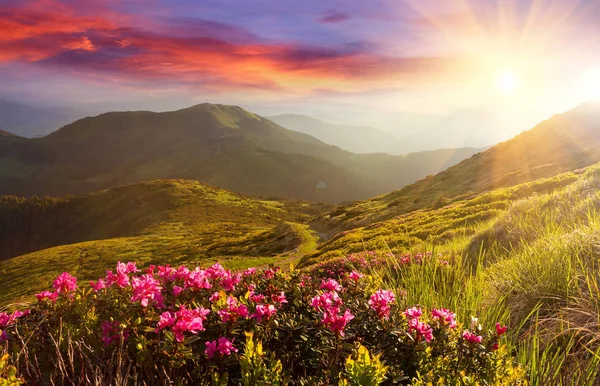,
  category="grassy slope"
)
[0,180,326,303]
[314,101,600,232]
